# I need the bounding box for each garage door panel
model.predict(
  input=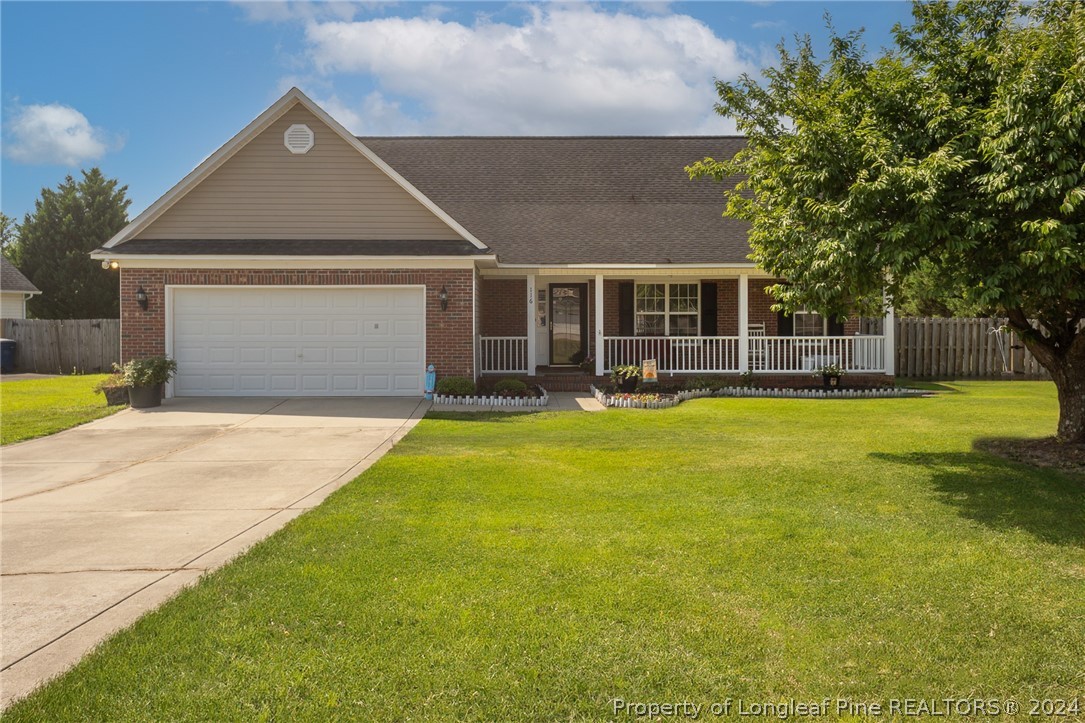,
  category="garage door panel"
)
[363,347,389,364]
[332,347,359,364]
[394,346,421,363]
[238,347,268,364]
[238,319,267,336]
[208,347,236,364]
[172,287,425,397]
